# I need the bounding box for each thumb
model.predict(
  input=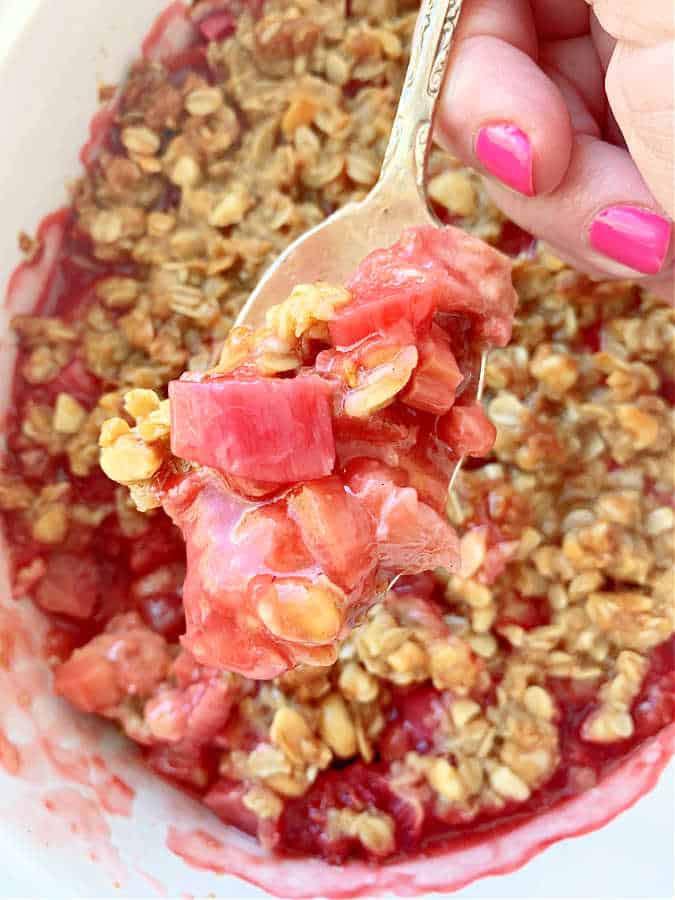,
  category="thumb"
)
[586,0,674,44]
[605,40,675,218]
